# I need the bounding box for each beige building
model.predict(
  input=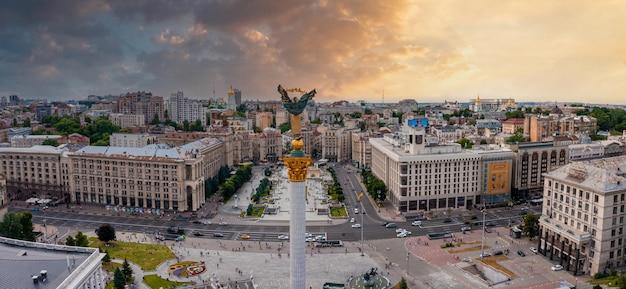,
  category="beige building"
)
[109,113,145,128]
[351,132,372,169]
[250,128,282,162]
[539,156,626,276]
[370,120,513,214]
[525,111,597,142]
[69,138,224,212]
[11,135,62,148]
[502,118,525,134]
[110,133,156,148]
[0,174,6,206]
[318,126,352,162]
[255,112,273,130]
